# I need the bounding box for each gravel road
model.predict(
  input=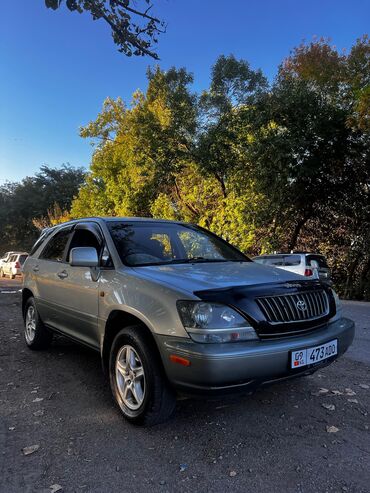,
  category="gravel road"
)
[0,278,369,493]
